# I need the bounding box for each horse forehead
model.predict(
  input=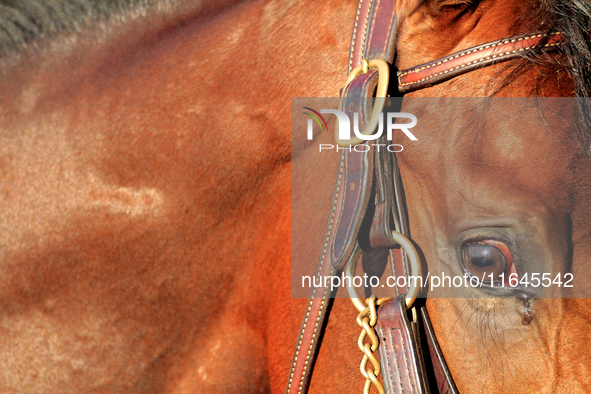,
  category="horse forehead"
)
[402,101,580,211]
